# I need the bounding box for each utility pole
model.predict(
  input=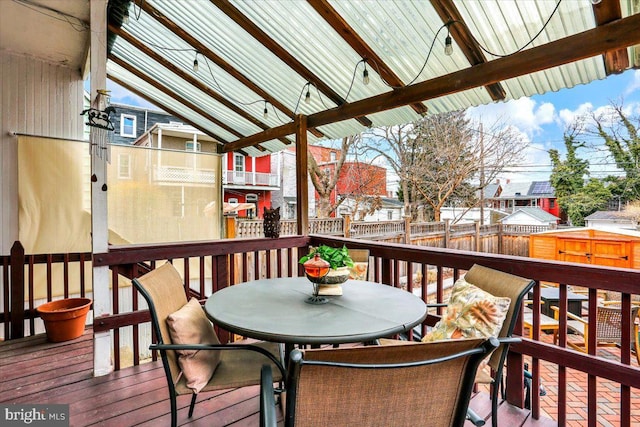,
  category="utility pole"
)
[479,123,485,226]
